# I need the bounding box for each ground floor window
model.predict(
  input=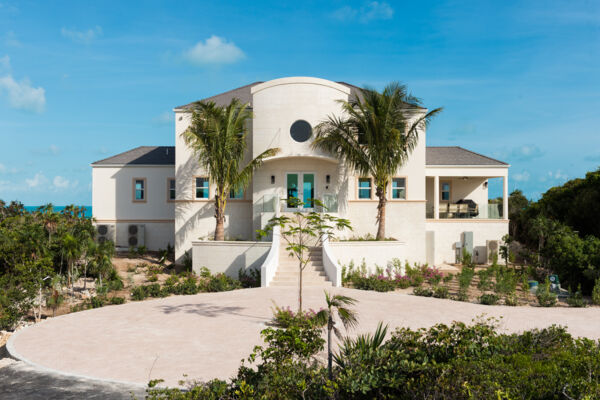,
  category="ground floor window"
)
[229,187,244,199]
[133,178,146,202]
[358,178,372,199]
[391,177,406,199]
[195,177,209,199]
